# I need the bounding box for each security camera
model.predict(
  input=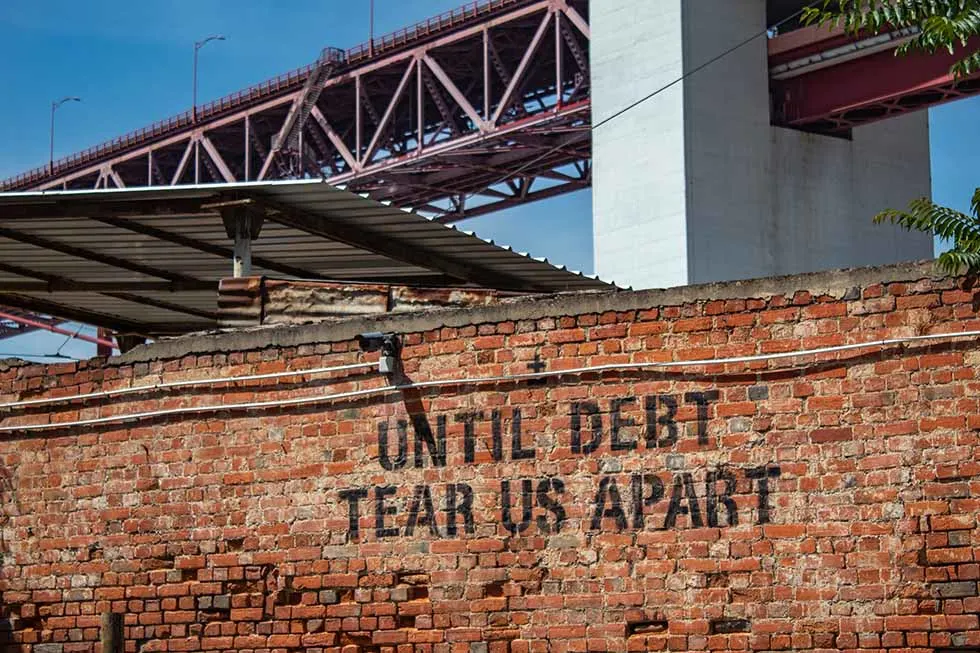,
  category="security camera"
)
[356,332,390,352]
[357,332,400,374]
